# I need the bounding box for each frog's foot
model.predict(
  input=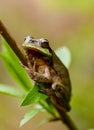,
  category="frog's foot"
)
[39,87,52,96]
[33,72,51,83]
